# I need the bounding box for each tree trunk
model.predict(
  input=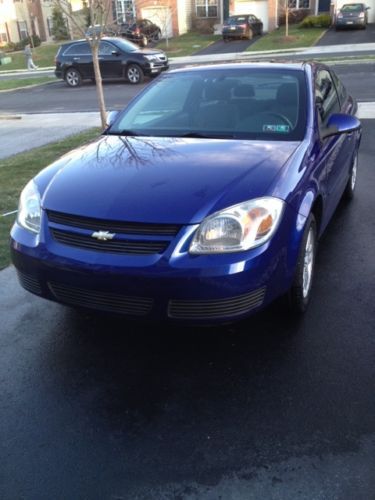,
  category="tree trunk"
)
[91,43,107,130]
